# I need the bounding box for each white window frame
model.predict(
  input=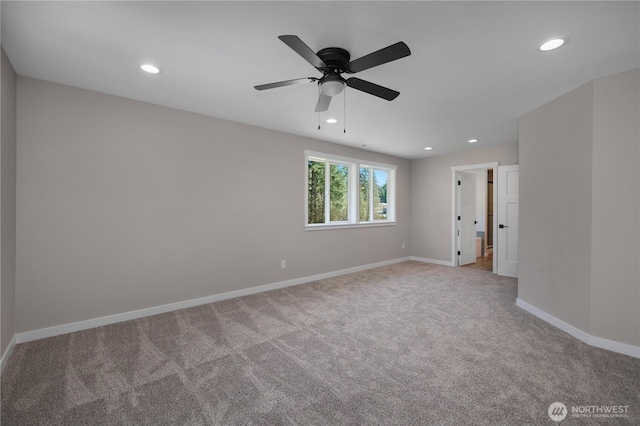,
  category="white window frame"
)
[305,150,397,231]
